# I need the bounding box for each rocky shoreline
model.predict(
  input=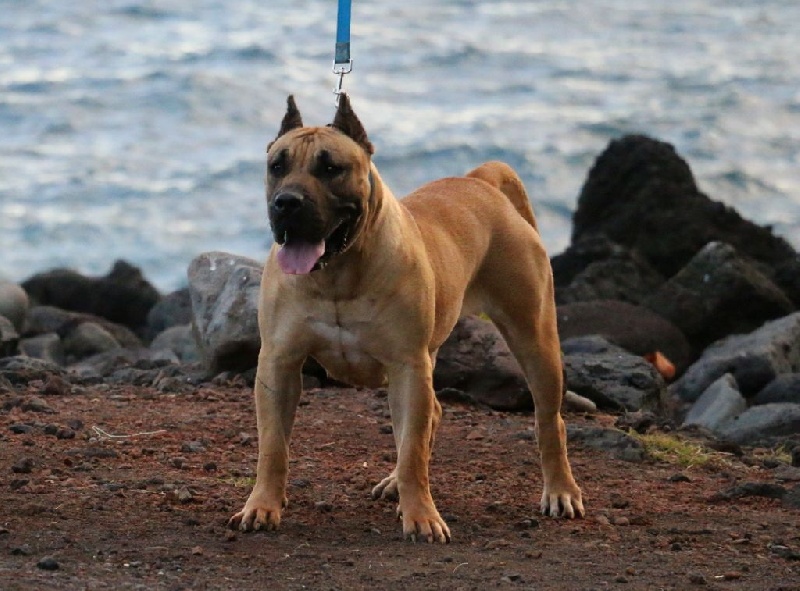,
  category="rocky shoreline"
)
[2,134,799,454]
